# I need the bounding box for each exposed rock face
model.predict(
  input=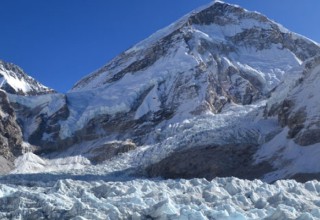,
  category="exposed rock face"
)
[147,144,272,180]
[268,56,320,146]
[89,140,136,163]
[9,94,69,154]
[0,90,23,163]
[0,60,54,172]
[0,156,13,174]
